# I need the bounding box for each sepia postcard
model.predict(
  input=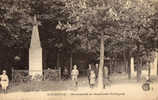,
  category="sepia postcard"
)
[0,0,158,100]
